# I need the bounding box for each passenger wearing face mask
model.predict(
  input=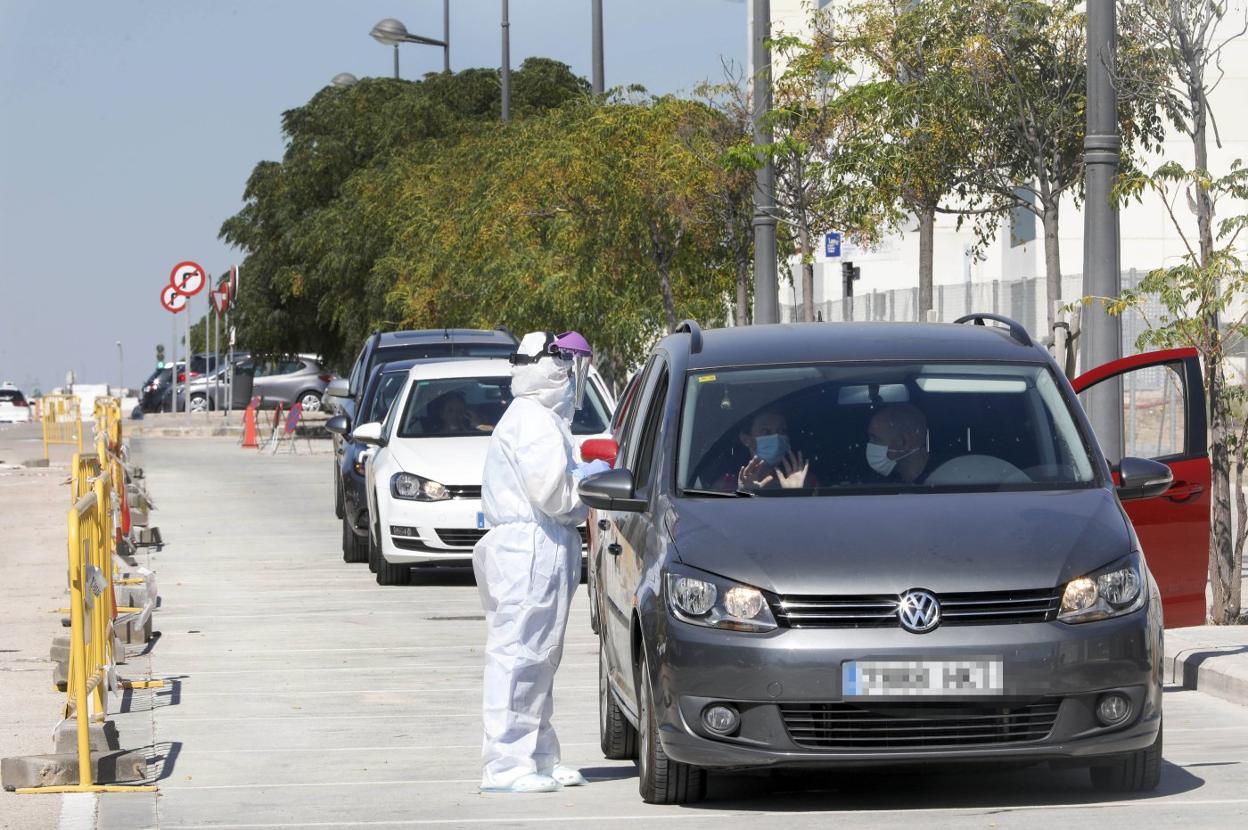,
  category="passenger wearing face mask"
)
[734,408,811,491]
[865,403,929,484]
